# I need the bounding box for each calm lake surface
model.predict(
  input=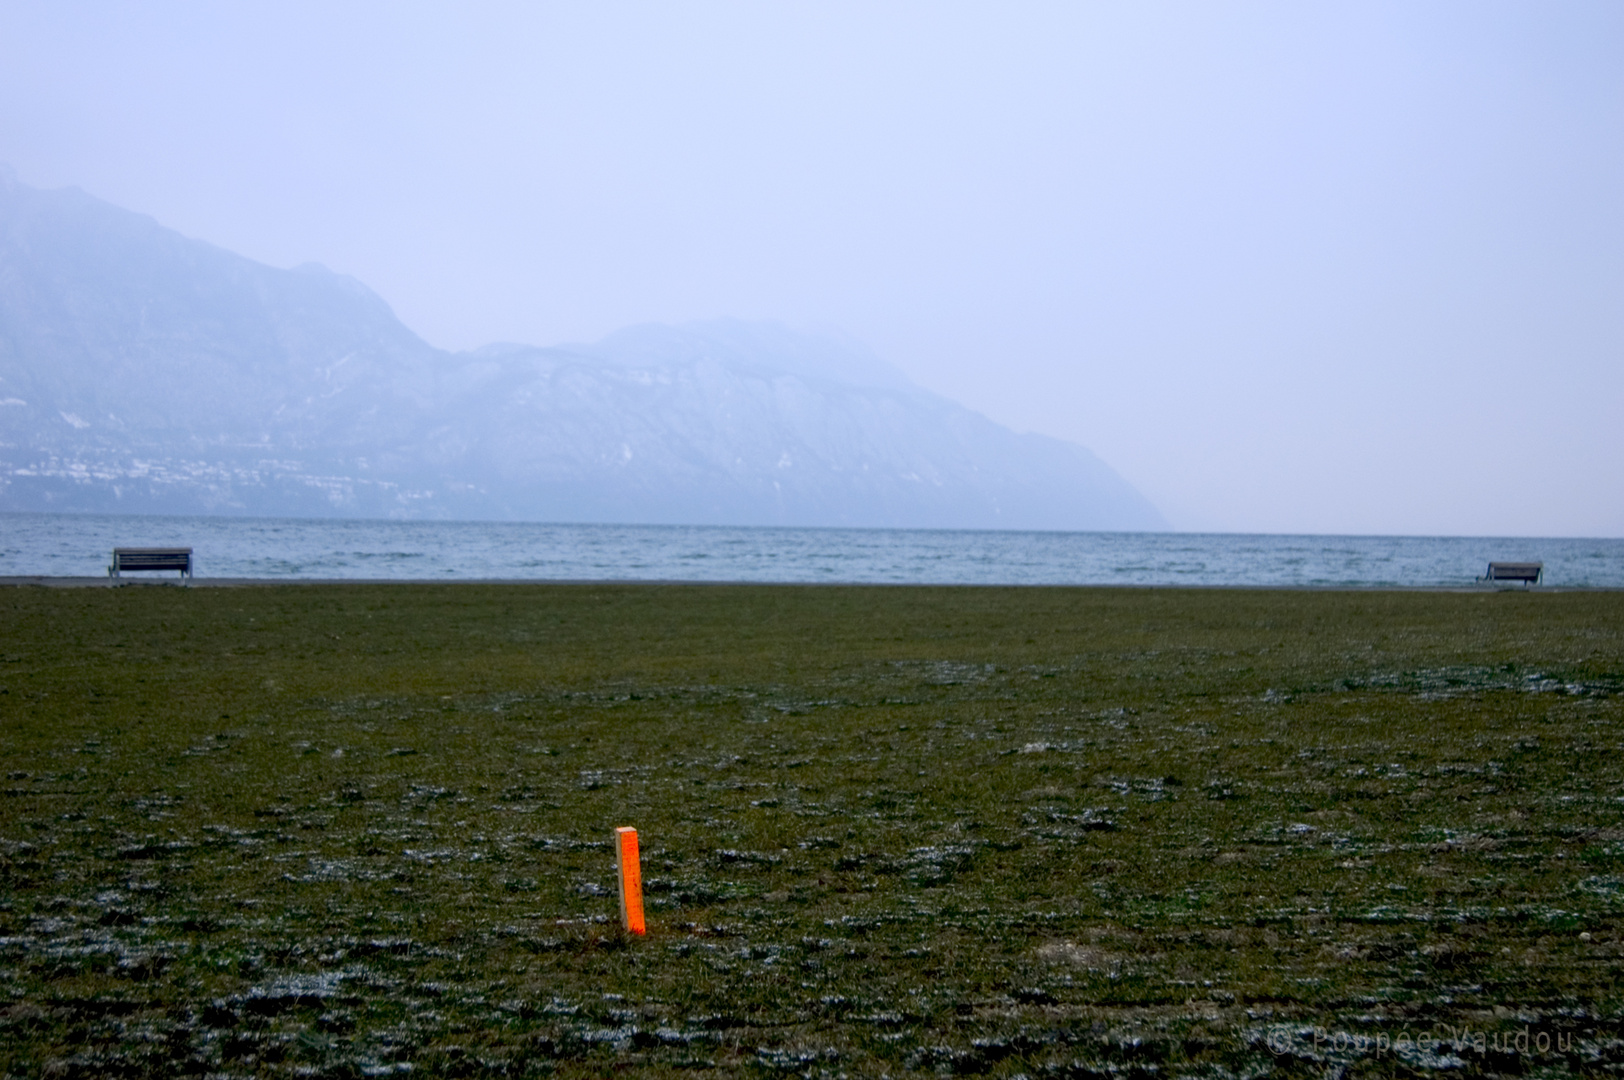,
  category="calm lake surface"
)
[2,513,1620,587]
